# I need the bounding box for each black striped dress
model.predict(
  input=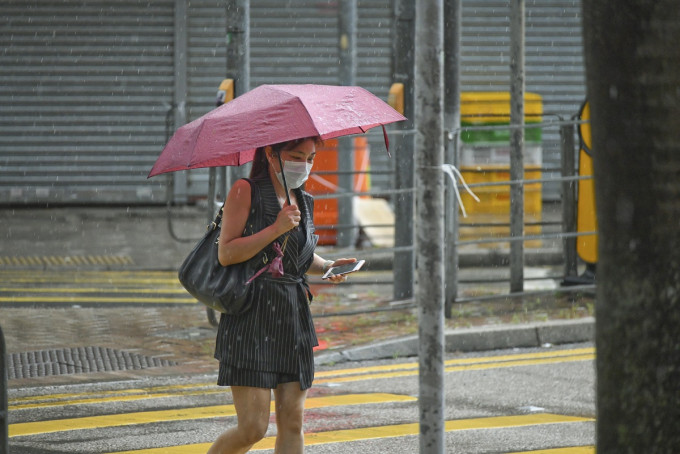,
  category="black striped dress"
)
[214,176,319,390]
